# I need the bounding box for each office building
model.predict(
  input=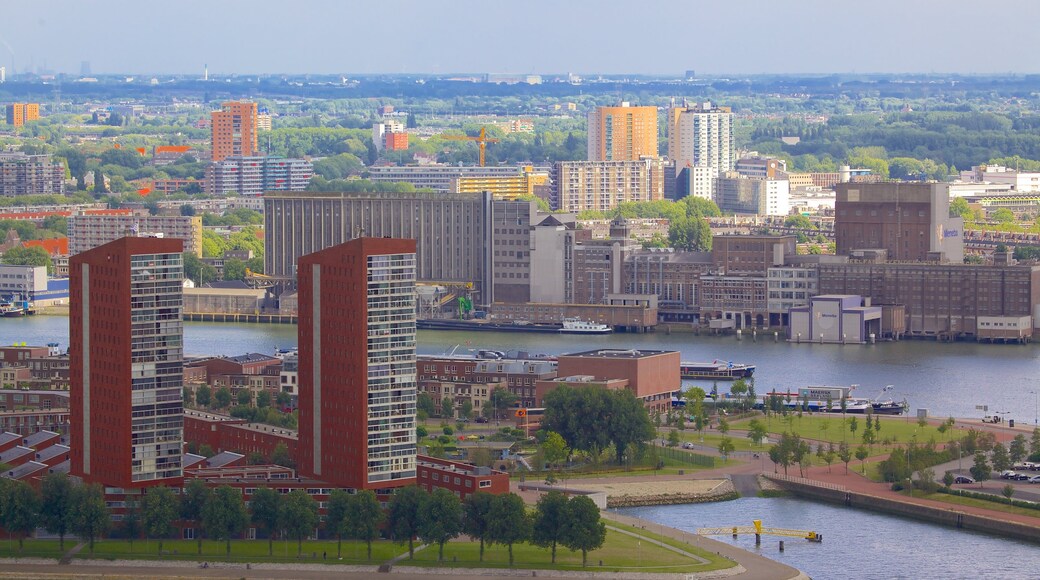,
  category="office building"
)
[667,101,733,200]
[373,121,408,152]
[70,236,185,488]
[735,157,786,179]
[367,165,538,193]
[205,156,313,196]
[297,238,418,490]
[834,182,964,263]
[0,152,65,196]
[264,191,538,304]
[5,103,40,127]
[450,167,549,198]
[257,112,272,132]
[211,102,258,162]
[68,214,203,257]
[586,103,658,162]
[716,172,790,216]
[550,159,665,212]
